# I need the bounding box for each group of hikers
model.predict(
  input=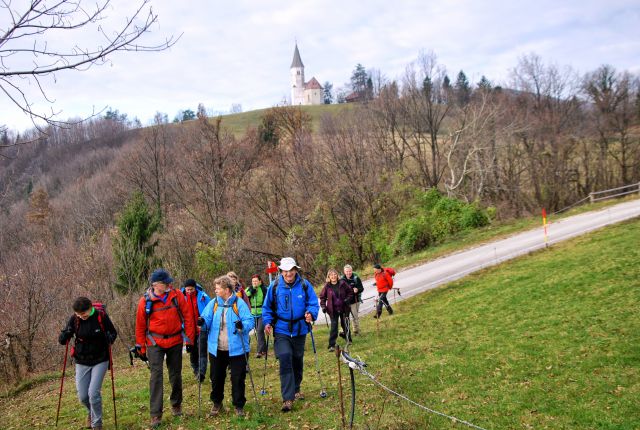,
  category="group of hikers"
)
[58,257,396,429]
